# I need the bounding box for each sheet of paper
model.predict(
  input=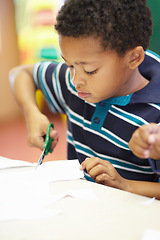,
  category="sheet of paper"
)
[141,197,155,205]
[46,189,98,204]
[0,187,97,221]
[0,159,85,221]
[0,159,84,202]
[142,229,160,240]
[0,169,59,221]
[0,156,84,181]
[0,169,49,199]
[0,156,33,169]
[35,160,84,182]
